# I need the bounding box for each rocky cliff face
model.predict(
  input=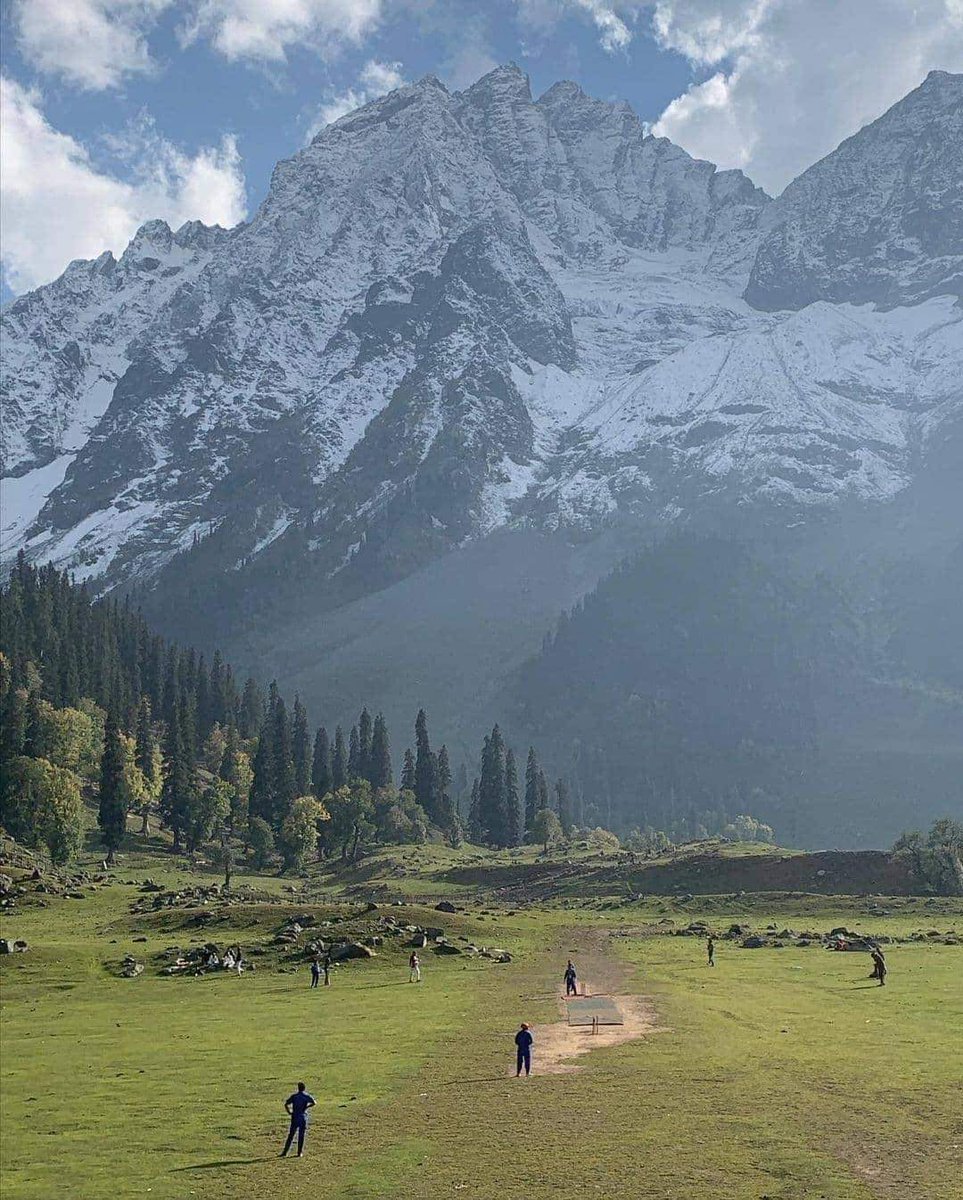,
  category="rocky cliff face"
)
[746,70,963,311]
[2,66,961,608]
